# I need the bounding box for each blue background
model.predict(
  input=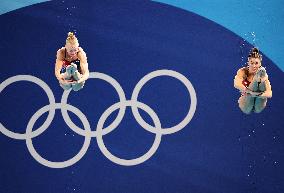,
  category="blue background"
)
[0,0,284,193]
[2,0,284,71]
